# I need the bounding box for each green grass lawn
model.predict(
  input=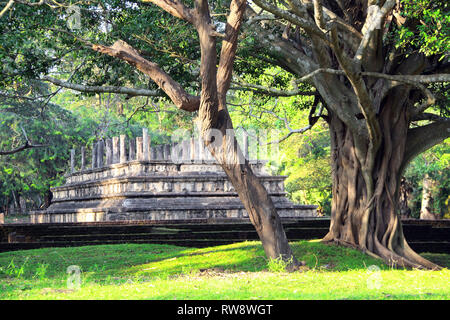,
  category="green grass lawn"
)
[0,240,448,300]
